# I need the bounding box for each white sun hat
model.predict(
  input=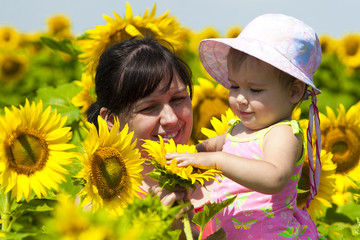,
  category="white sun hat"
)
[199,13,322,94]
